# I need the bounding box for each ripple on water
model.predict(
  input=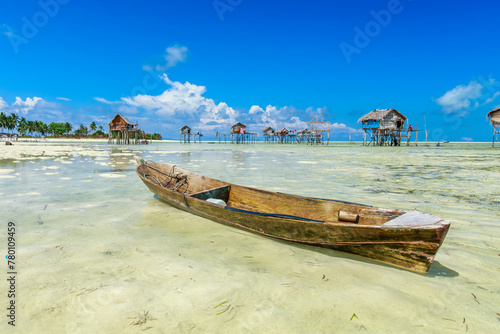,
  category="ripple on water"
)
[16,192,42,197]
[98,173,126,178]
[0,168,15,174]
